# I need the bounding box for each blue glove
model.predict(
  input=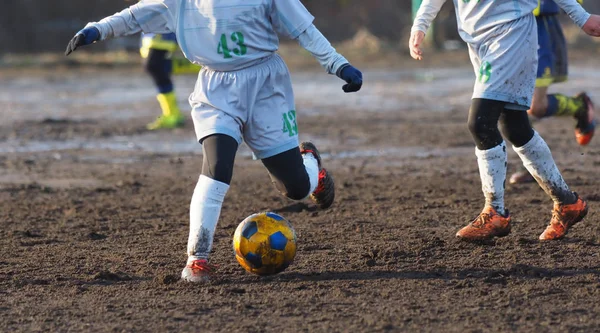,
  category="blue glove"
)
[337,64,363,93]
[65,27,101,56]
